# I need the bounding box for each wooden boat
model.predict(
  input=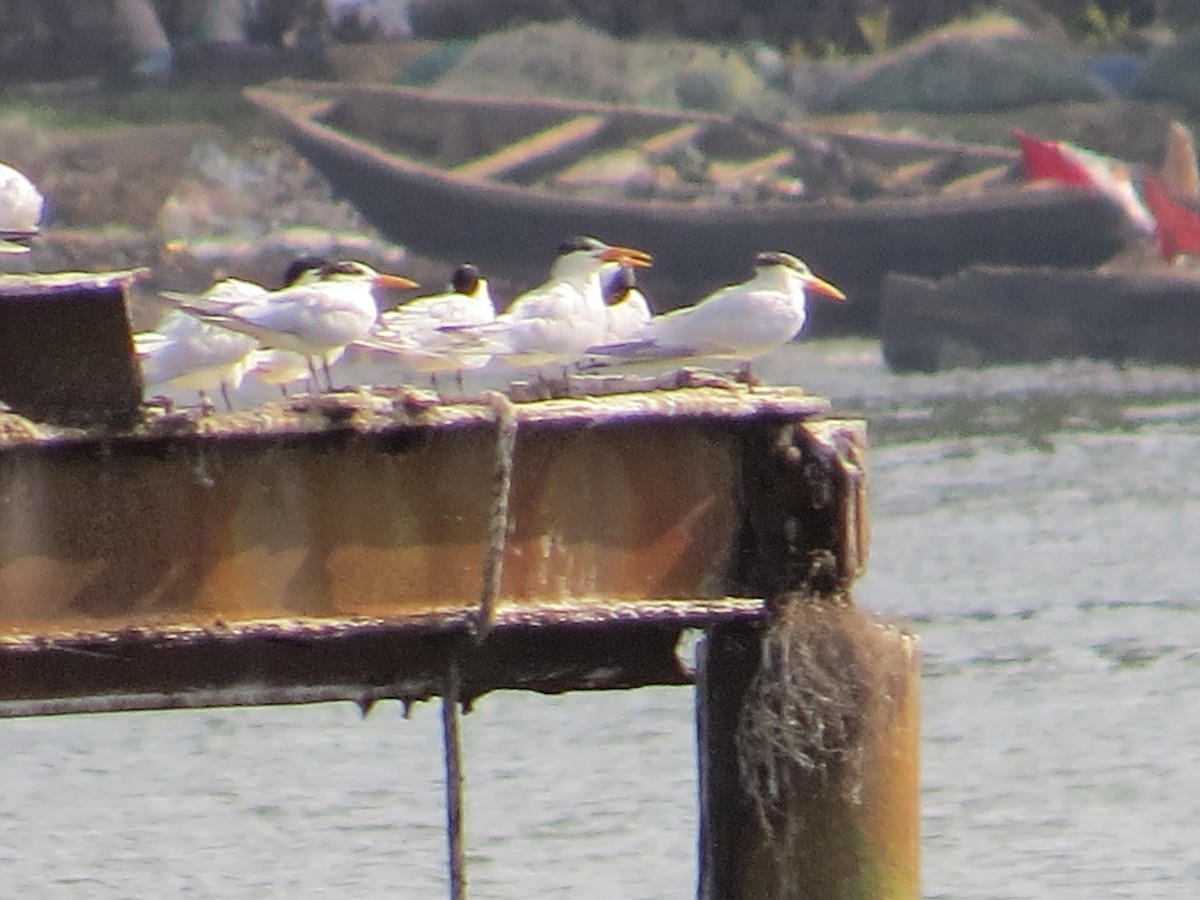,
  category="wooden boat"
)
[881,266,1200,372]
[244,80,1131,334]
